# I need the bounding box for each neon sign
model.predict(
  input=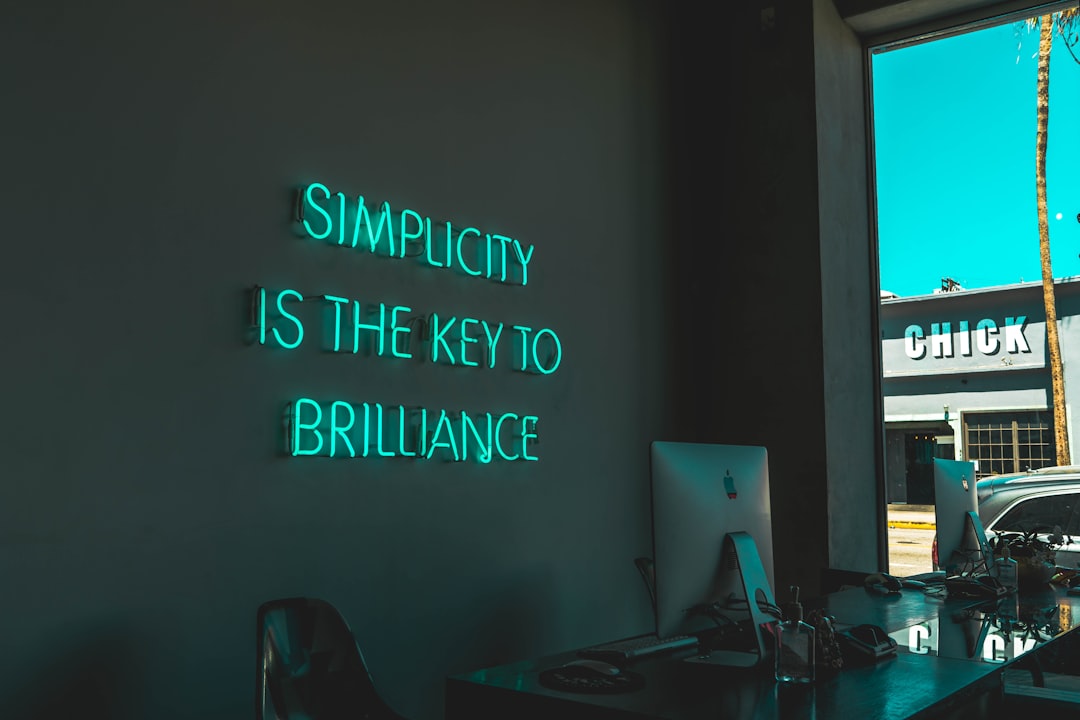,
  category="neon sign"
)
[290,399,538,463]
[299,182,535,285]
[250,184,562,462]
[254,287,563,374]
